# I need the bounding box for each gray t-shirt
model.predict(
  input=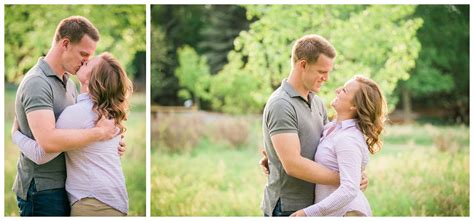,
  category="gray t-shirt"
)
[261,79,328,215]
[13,58,77,200]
